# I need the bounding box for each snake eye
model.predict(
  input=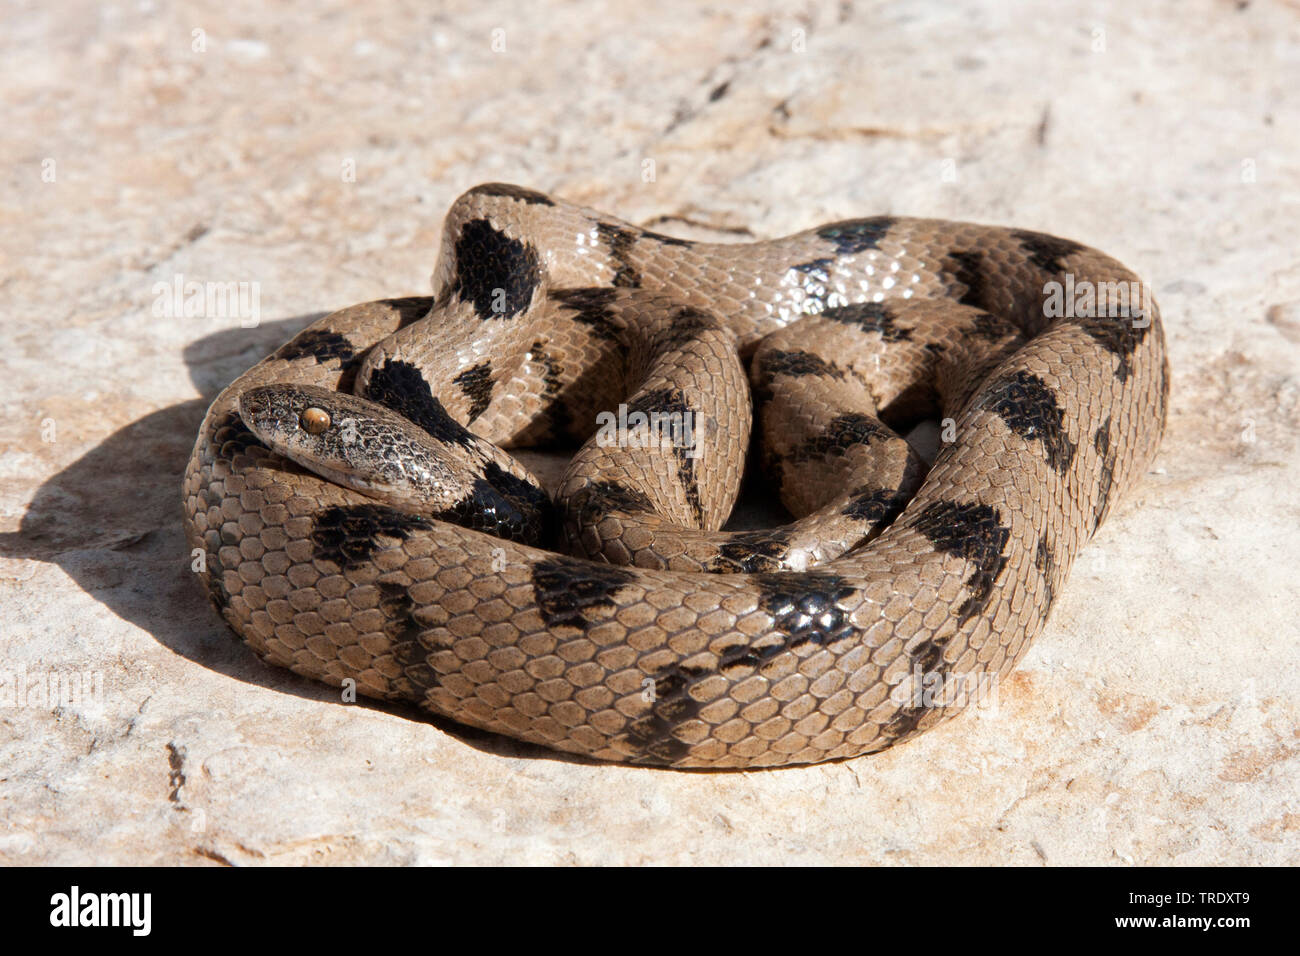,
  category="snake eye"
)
[300,407,331,434]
